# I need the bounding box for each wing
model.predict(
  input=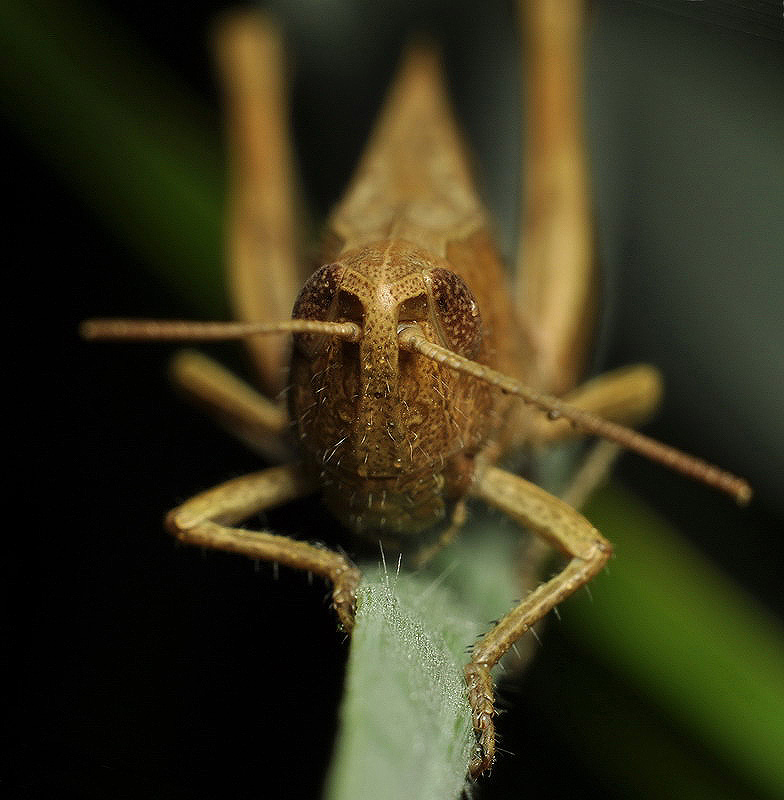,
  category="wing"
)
[326,43,486,260]
[325,42,528,384]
